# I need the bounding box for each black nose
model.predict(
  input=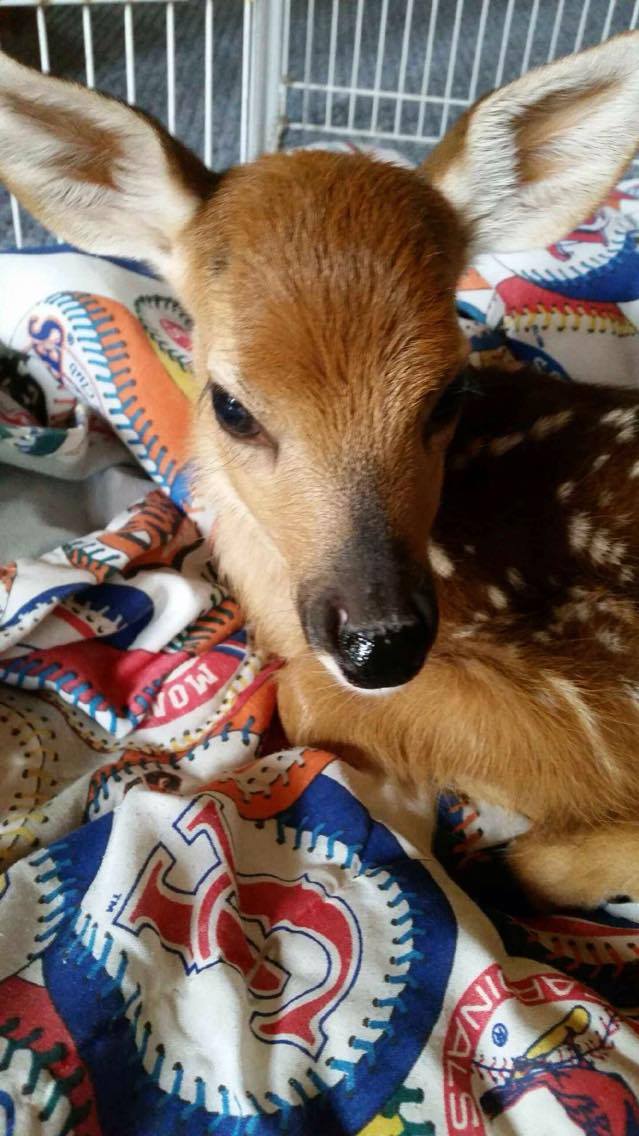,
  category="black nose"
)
[328,591,437,690]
